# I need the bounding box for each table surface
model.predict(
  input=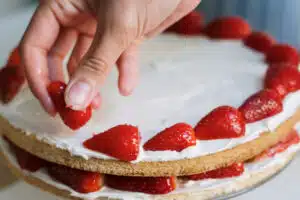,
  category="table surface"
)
[0,6,299,200]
